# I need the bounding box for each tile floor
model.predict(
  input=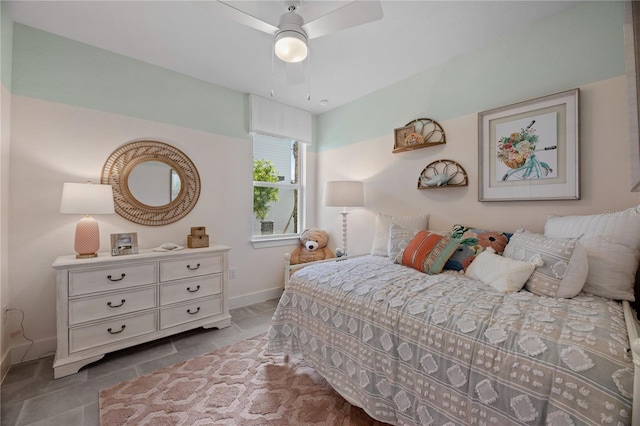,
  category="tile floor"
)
[0,298,280,426]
